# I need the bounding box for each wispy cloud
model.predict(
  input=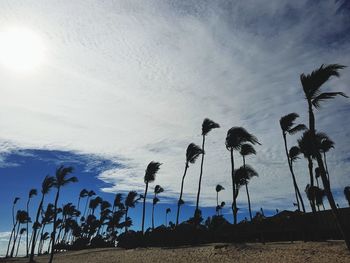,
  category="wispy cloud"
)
[0,0,349,212]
